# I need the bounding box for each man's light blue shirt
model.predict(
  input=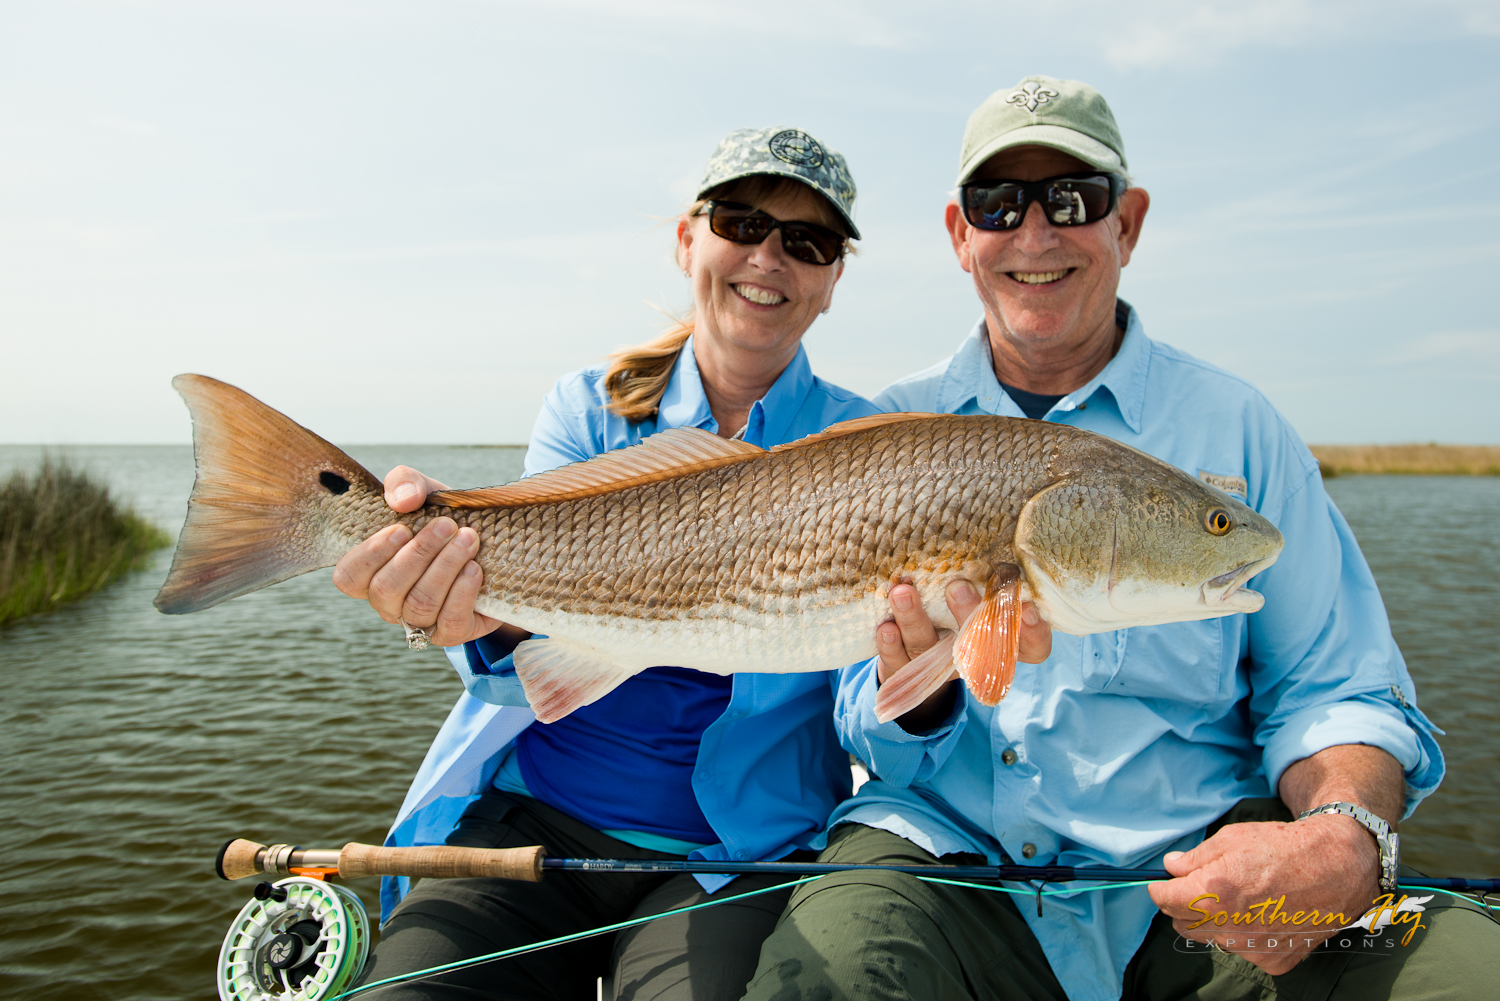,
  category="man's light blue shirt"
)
[379,337,879,920]
[831,306,1444,1001]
